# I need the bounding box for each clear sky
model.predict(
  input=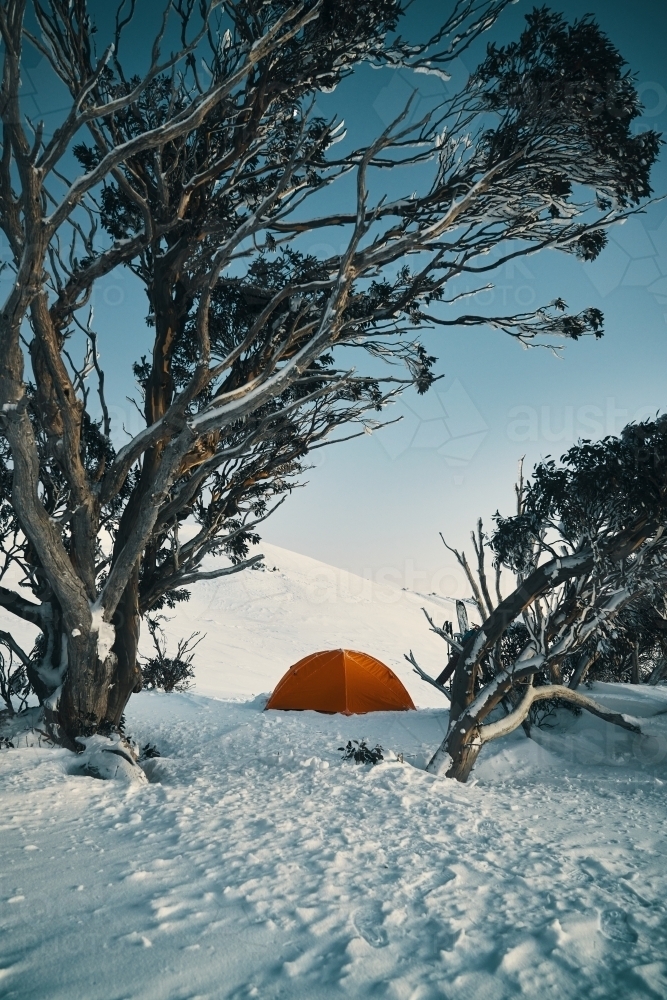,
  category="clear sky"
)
[13,0,667,601]
[261,0,667,598]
